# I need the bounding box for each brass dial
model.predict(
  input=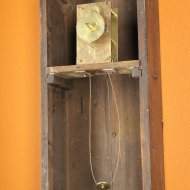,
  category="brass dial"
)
[77,9,105,43]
